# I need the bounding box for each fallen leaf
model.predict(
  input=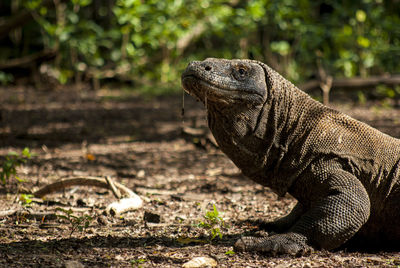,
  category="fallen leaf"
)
[86,153,96,161]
